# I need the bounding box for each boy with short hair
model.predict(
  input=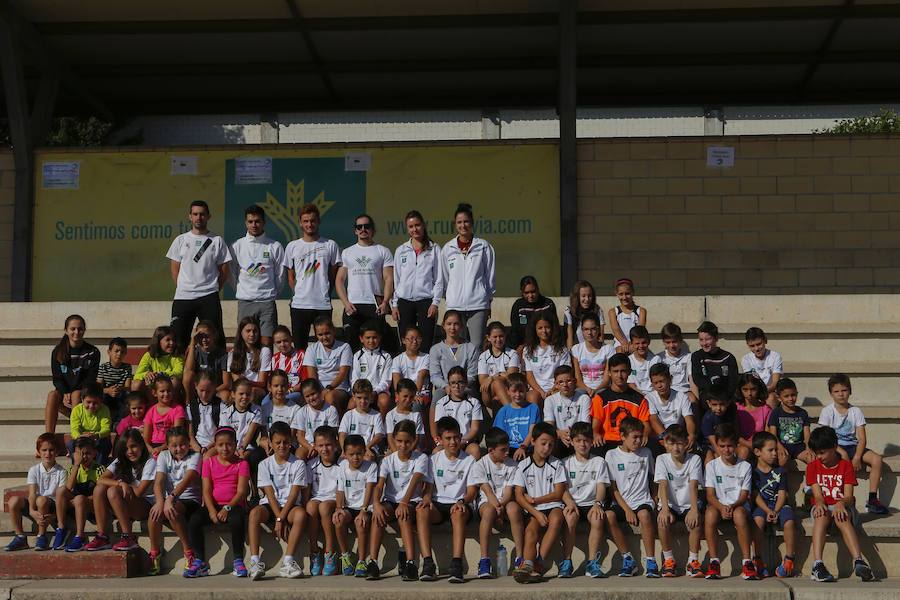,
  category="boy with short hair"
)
[591,353,650,454]
[604,416,658,577]
[68,382,113,463]
[351,322,394,416]
[339,379,386,461]
[701,390,747,462]
[306,426,342,576]
[807,426,875,582]
[97,337,133,422]
[819,373,888,514]
[741,327,782,407]
[626,326,654,396]
[656,323,694,404]
[333,434,378,576]
[385,378,425,452]
[512,422,567,584]
[419,417,477,583]
[751,431,796,579]
[470,427,524,578]
[703,423,758,580]
[655,424,704,577]
[54,437,104,551]
[561,421,609,578]
[5,433,66,551]
[646,363,696,455]
[493,373,540,459]
[690,321,739,400]
[767,378,814,466]
[543,365,590,457]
